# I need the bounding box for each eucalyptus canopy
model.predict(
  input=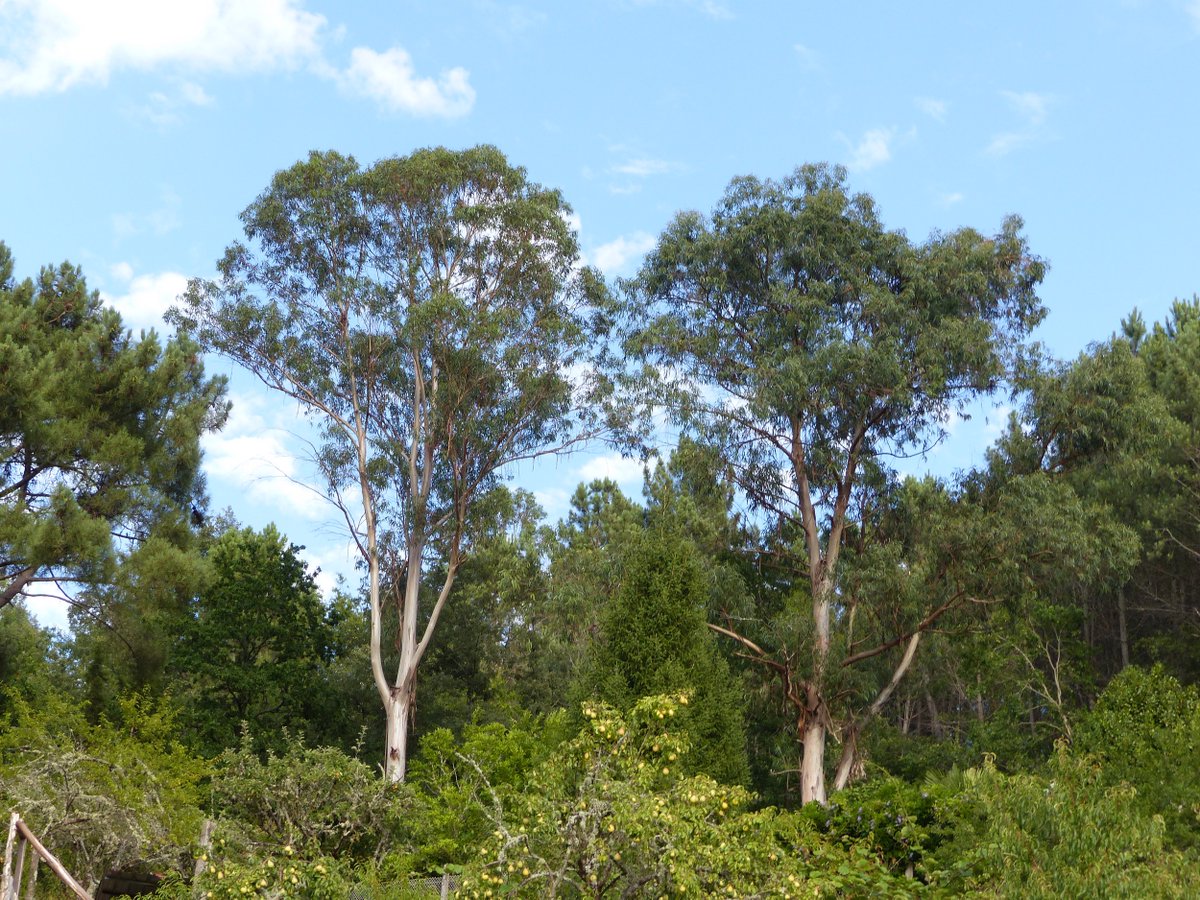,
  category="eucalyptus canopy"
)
[170,146,617,779]
[627,163,1046,803]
